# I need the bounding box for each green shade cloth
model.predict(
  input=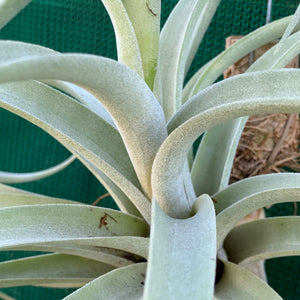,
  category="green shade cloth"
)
[0,0,299,299]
